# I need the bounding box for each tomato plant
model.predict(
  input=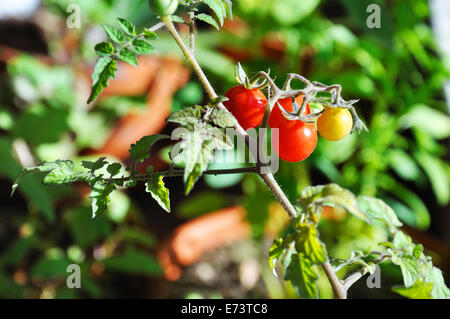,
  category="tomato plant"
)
[7,0,449,301]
